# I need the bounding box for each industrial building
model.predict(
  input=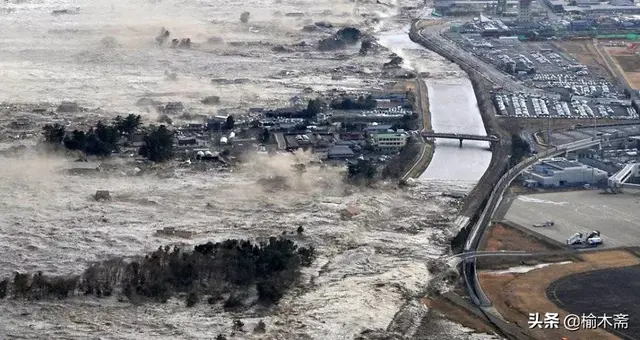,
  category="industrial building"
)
[522,157,608,187]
